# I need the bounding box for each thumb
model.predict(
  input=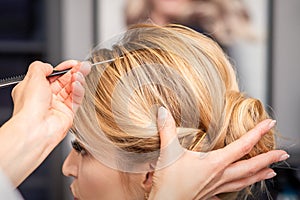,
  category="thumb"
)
[156,107,184,169]
[157,107,177,148]
[26,61,53,78]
